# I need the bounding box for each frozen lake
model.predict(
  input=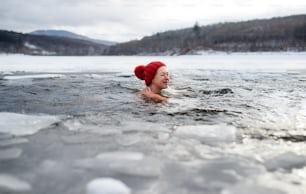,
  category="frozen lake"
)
[1,52,306,73]
[0,53,306,194]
